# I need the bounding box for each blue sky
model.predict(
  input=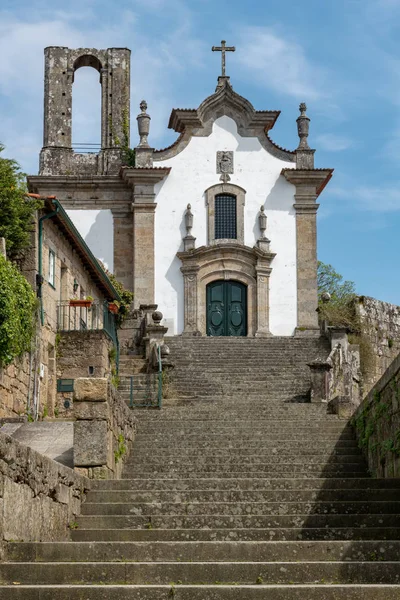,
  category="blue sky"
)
[1,0,400,302]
